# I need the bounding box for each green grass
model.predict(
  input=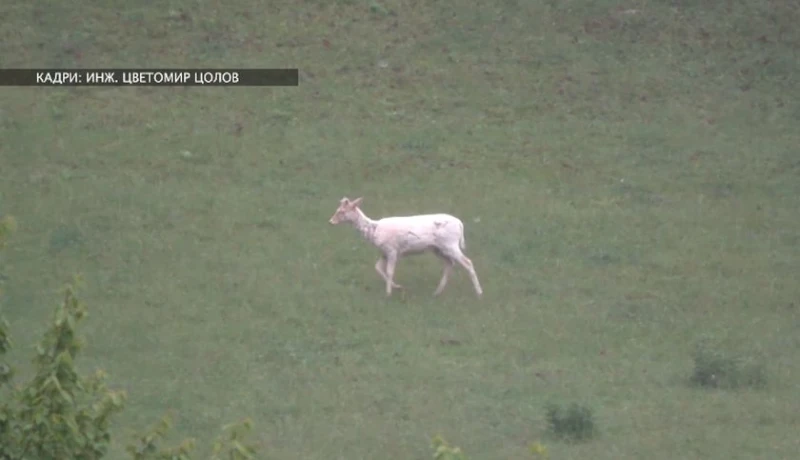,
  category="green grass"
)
[2,0,800,458]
